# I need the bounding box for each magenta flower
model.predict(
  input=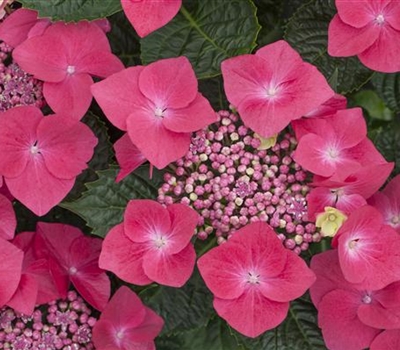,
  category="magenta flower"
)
[0,193,16,240]
[13,21,124,119]
[369,174,400,233]
[221,40,334,137]
[0,106,98,216]
[92,56,217,169]
[36,222,110,311]
[0,238,23,308]
[100,200,198,287]
[197,222,316,338]
[370,330,400,350]
[93,286,164,350]
[332,205,400,290]
[310,249,400,350]
[121,0,182,38]
[6,231,59,315]
[328,0,400,72]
